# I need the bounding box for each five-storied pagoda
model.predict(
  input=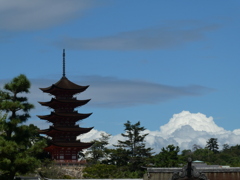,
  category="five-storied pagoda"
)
[38,49,94,163]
